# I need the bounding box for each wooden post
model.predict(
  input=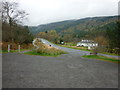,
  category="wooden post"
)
[8,45,10,52]
[18,45,20,53]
